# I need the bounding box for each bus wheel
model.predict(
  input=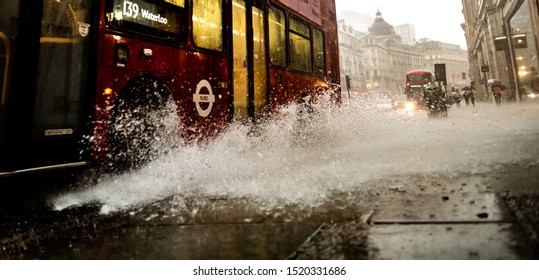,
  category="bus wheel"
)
[108,75,177,172]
